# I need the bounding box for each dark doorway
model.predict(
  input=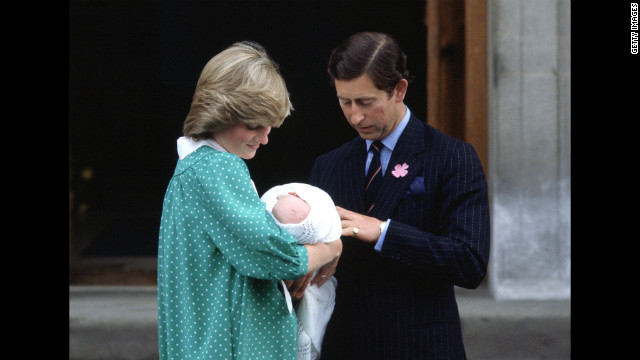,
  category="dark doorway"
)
[69,0,426,268]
